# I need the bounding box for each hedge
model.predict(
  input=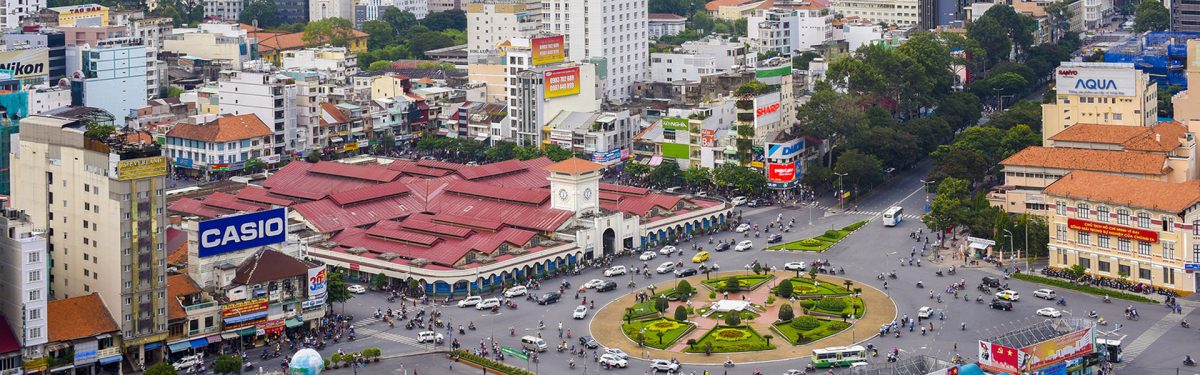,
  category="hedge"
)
[1010,273,1156,303]
[451,350,534,375]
